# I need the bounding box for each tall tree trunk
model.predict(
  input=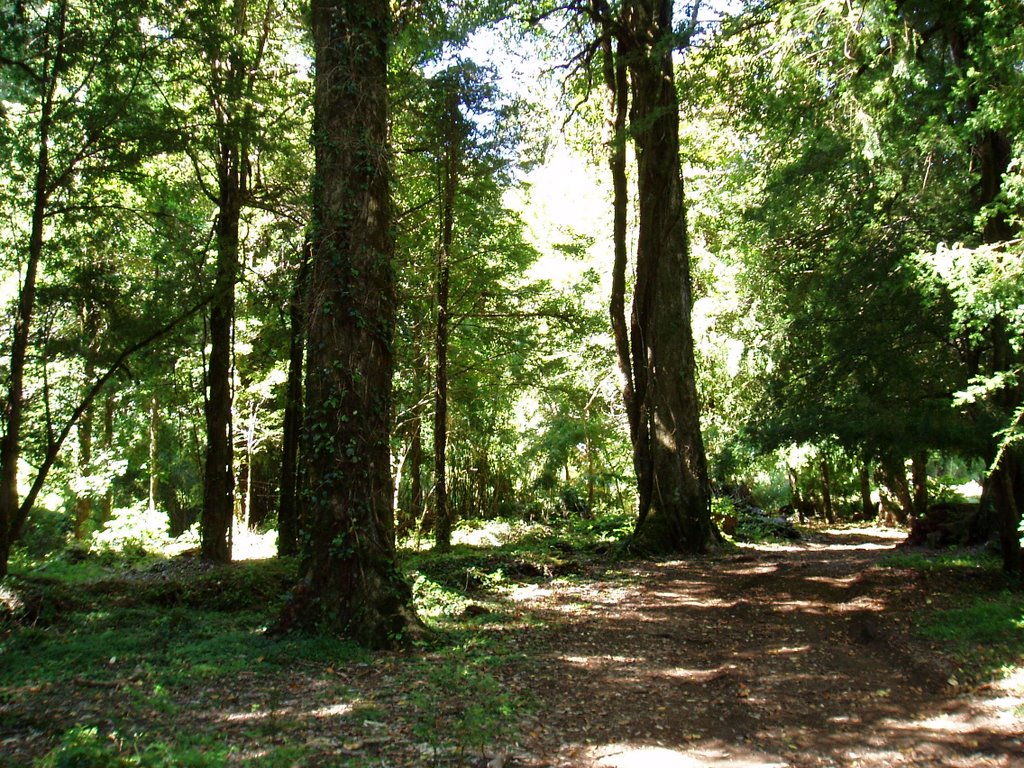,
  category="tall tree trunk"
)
[397,401,423,539]
[74,399,94,540]
[0,1,65,576]
[623,0,713,553]
[148,393,159,514]
[880,455,912,524]
[820,458,835,524]
[977,132,1022,574]
[409,412,424,530]
[277,0,416,646]
[911,451,928,519]
[950,19,1022,573]
[278,244,309,557]
[598,0,646,526]
[100,392,115,527]
[239,399,258,529]
[859,459,874,520]
[202,149,240,562]
[432,82,460,551]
